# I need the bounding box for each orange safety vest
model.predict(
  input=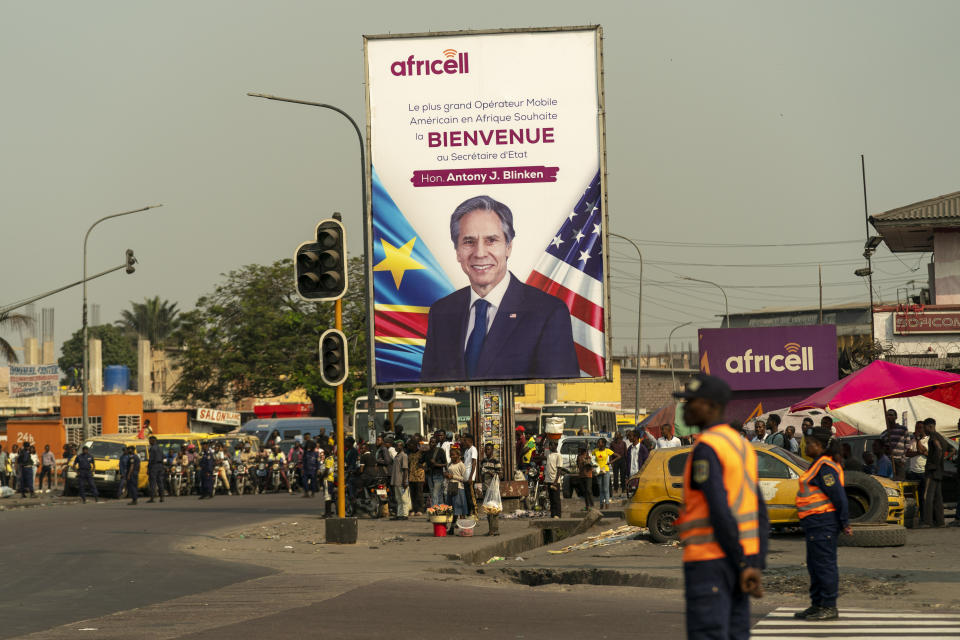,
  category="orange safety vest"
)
[677,425,761,563]
[795,455,844,519]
